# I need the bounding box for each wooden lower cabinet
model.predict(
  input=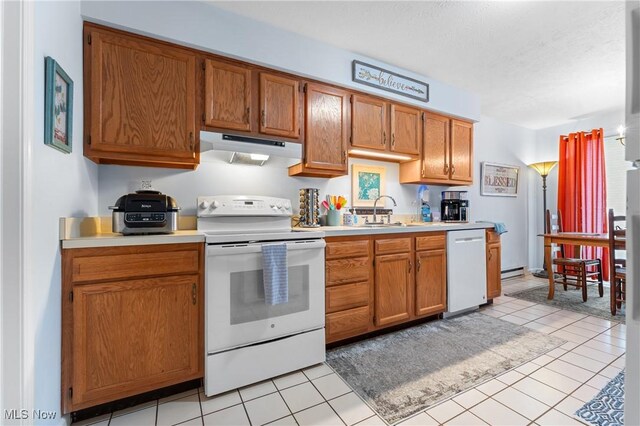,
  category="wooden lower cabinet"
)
[415,248,447,317]
[62,243,204,413]
[486,230,502,300]
[374,252,413,326]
